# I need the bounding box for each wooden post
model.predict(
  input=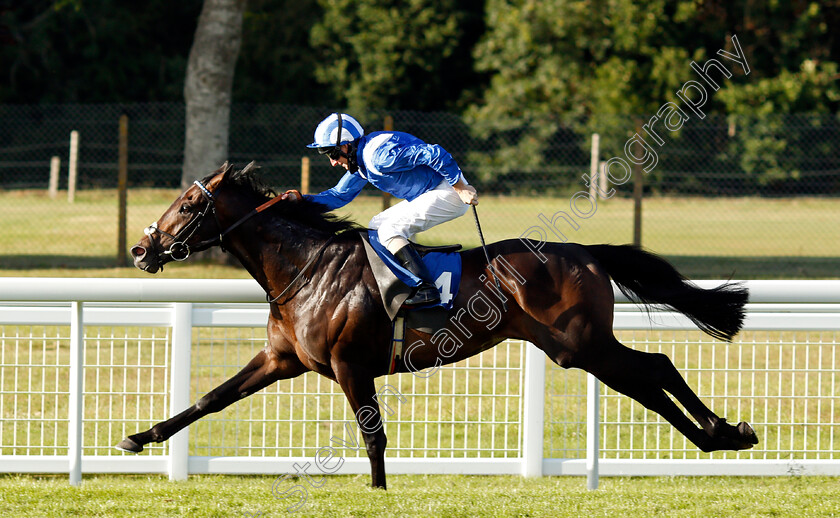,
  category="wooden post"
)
[117,115,129,266]
[382,115,394,210]
[599,161,608,199]
[300,156,310,194]
[68,130,79,203]
[632,164,643,247]
[589,133,600,201]
[632,121,643,247]
[48,156,60,199]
